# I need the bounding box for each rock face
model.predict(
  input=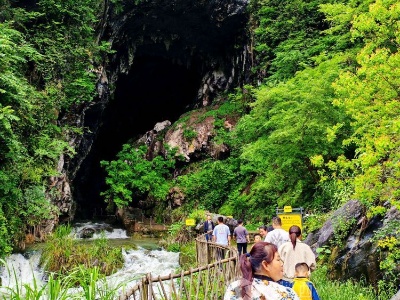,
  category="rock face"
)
[163,107,233,161]
[107,0,250,104]
[305,200,400,288]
